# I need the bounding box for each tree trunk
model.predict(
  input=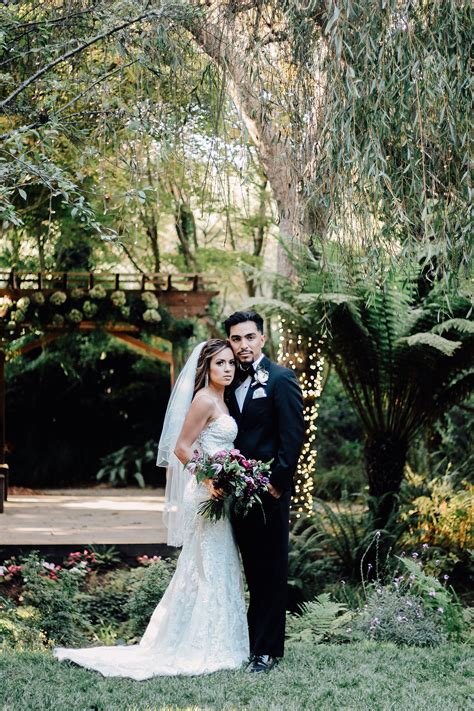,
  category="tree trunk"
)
[174,202,197,271]
[364,434,408,531]
[188,10,324,279]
